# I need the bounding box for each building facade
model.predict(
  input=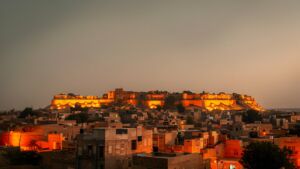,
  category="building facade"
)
[76,126,153,169]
